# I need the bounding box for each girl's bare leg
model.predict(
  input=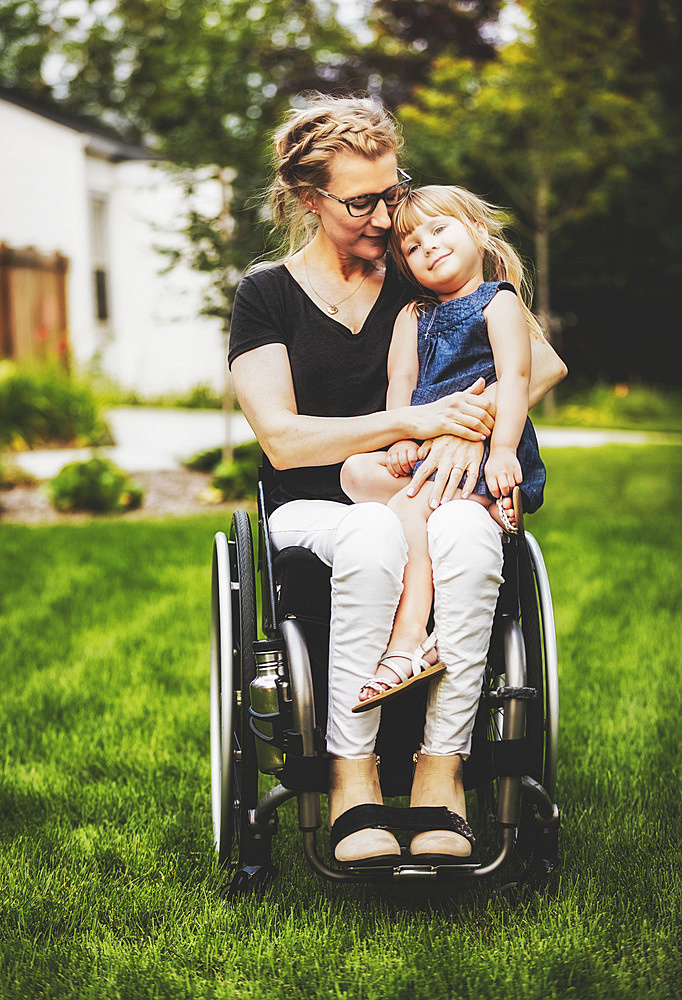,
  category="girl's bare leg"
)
[341,453,437,700]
